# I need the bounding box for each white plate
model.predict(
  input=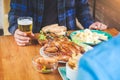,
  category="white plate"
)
[66,63,78,80]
